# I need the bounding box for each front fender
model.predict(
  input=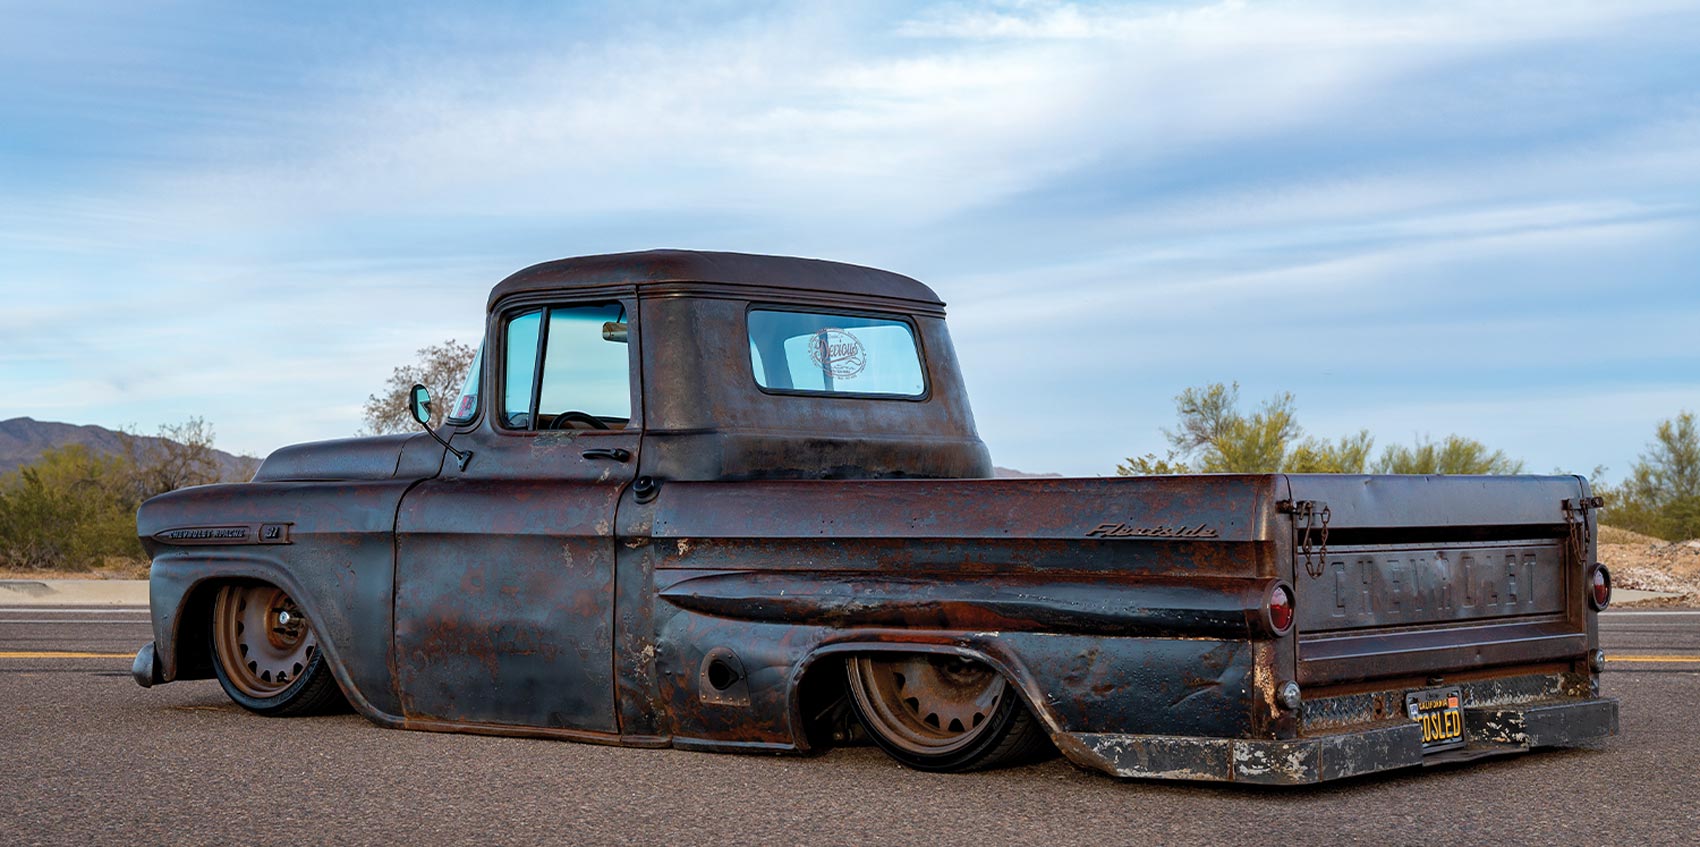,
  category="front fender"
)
[148,554,403,725]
